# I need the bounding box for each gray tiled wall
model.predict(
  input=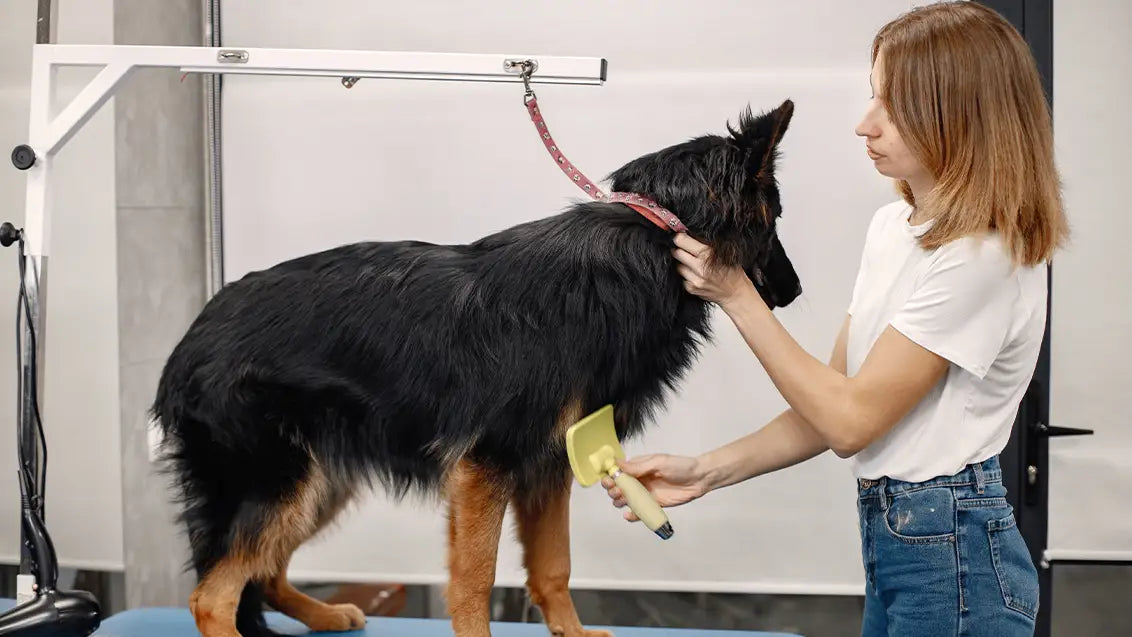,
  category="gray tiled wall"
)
[113,0,206,609]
